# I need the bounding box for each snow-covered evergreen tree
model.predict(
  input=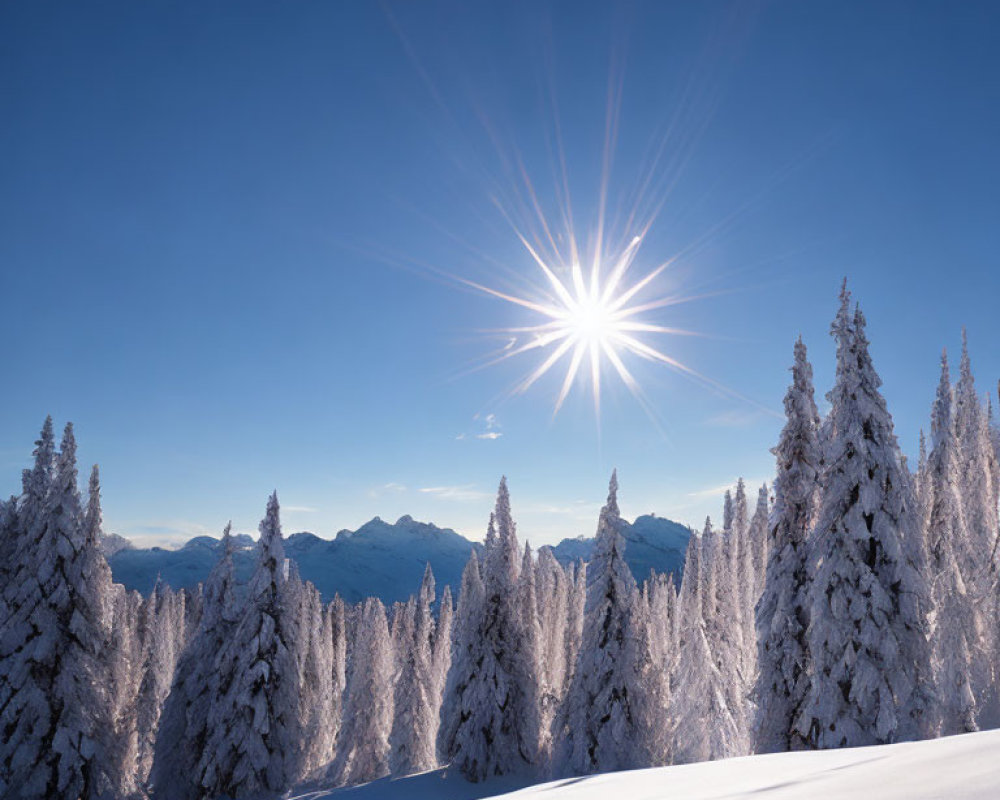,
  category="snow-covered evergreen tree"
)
[292,579,337,778]
[439,479,541,781]
[925,351,978,735]
[563,560,586,689]
[648,571,677,677]
[196,493,303,799]
[951,332,999,724]
[749,484,770,601]
[431,585,452,712]
[673,530,740,763]
[134,581,186,784]
[705,505,751,754]
[333,596,394,786]
[0,422,119,799]
[389,565,439,776]
[438,549,484,767]
[152,523,239,800]
[536,547,570,713]
[556,472,664,774]
[754,337,822,753]
[798,288,934,748]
